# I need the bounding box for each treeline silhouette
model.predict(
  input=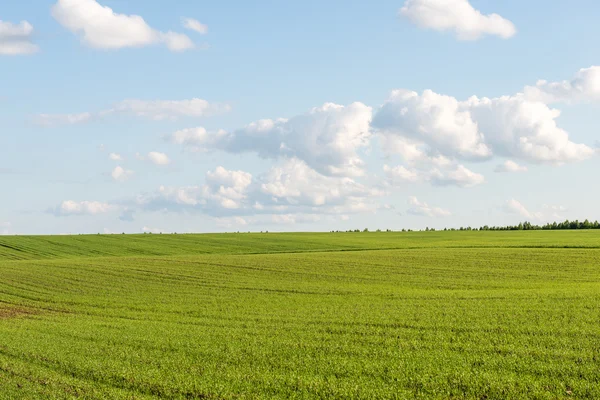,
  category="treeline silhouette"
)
[477,220,600,231]
[334,220,600,233]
